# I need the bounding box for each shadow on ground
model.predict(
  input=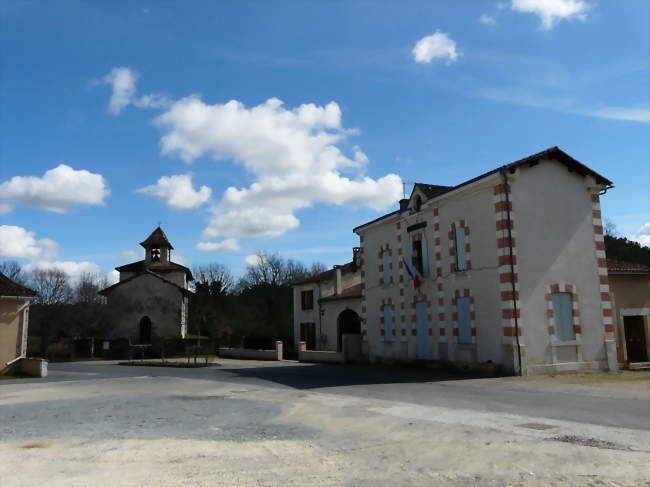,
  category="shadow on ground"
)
[223,362,496,390]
